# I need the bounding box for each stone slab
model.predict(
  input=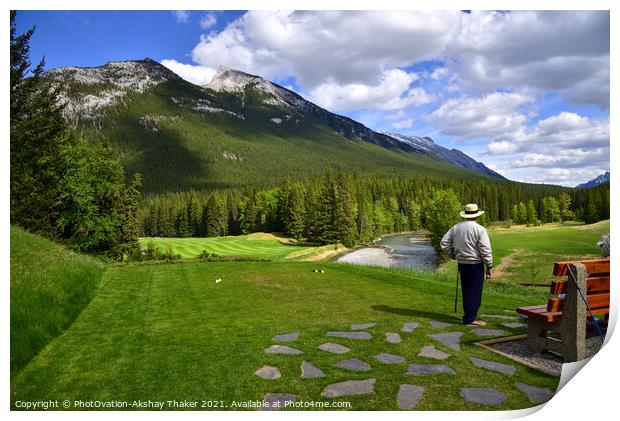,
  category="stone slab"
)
[460,388,507,406]
[386,332,402,343]
[334,358,371,372]
[261,393,296,411]
[255,365,281,380]
[417,345,450,360]
[502,322,528,329]
[401,322,420,333]
[468,356,516,375]
[516,382,555,404]
[374,353,405,364]
[265,344,303,355]
[273,332,300,342]
[427,332,463,351]
[430,321,452,329]
[406,363,456,375]
[481,314,520,320]
[351,323,376,330]
[397,384,425,409]
[321,379,376,398]
[326,331,372,340]
[471,328,506,337]
[318,343,351,354]
[301,361,326,378]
